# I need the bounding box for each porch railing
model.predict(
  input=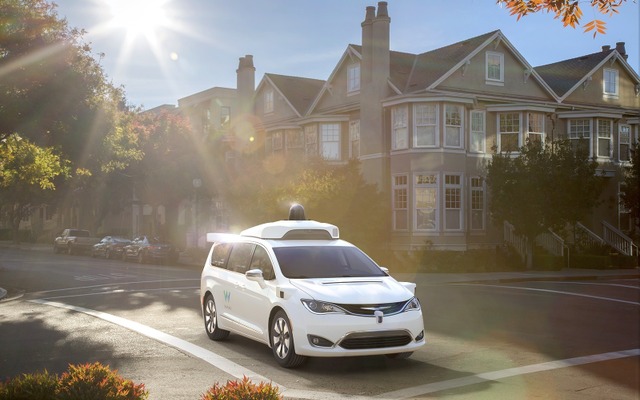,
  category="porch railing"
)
[602,221,638,257]
[535,229,565,257]
[576,222,606,249]
[503,221,527,263]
